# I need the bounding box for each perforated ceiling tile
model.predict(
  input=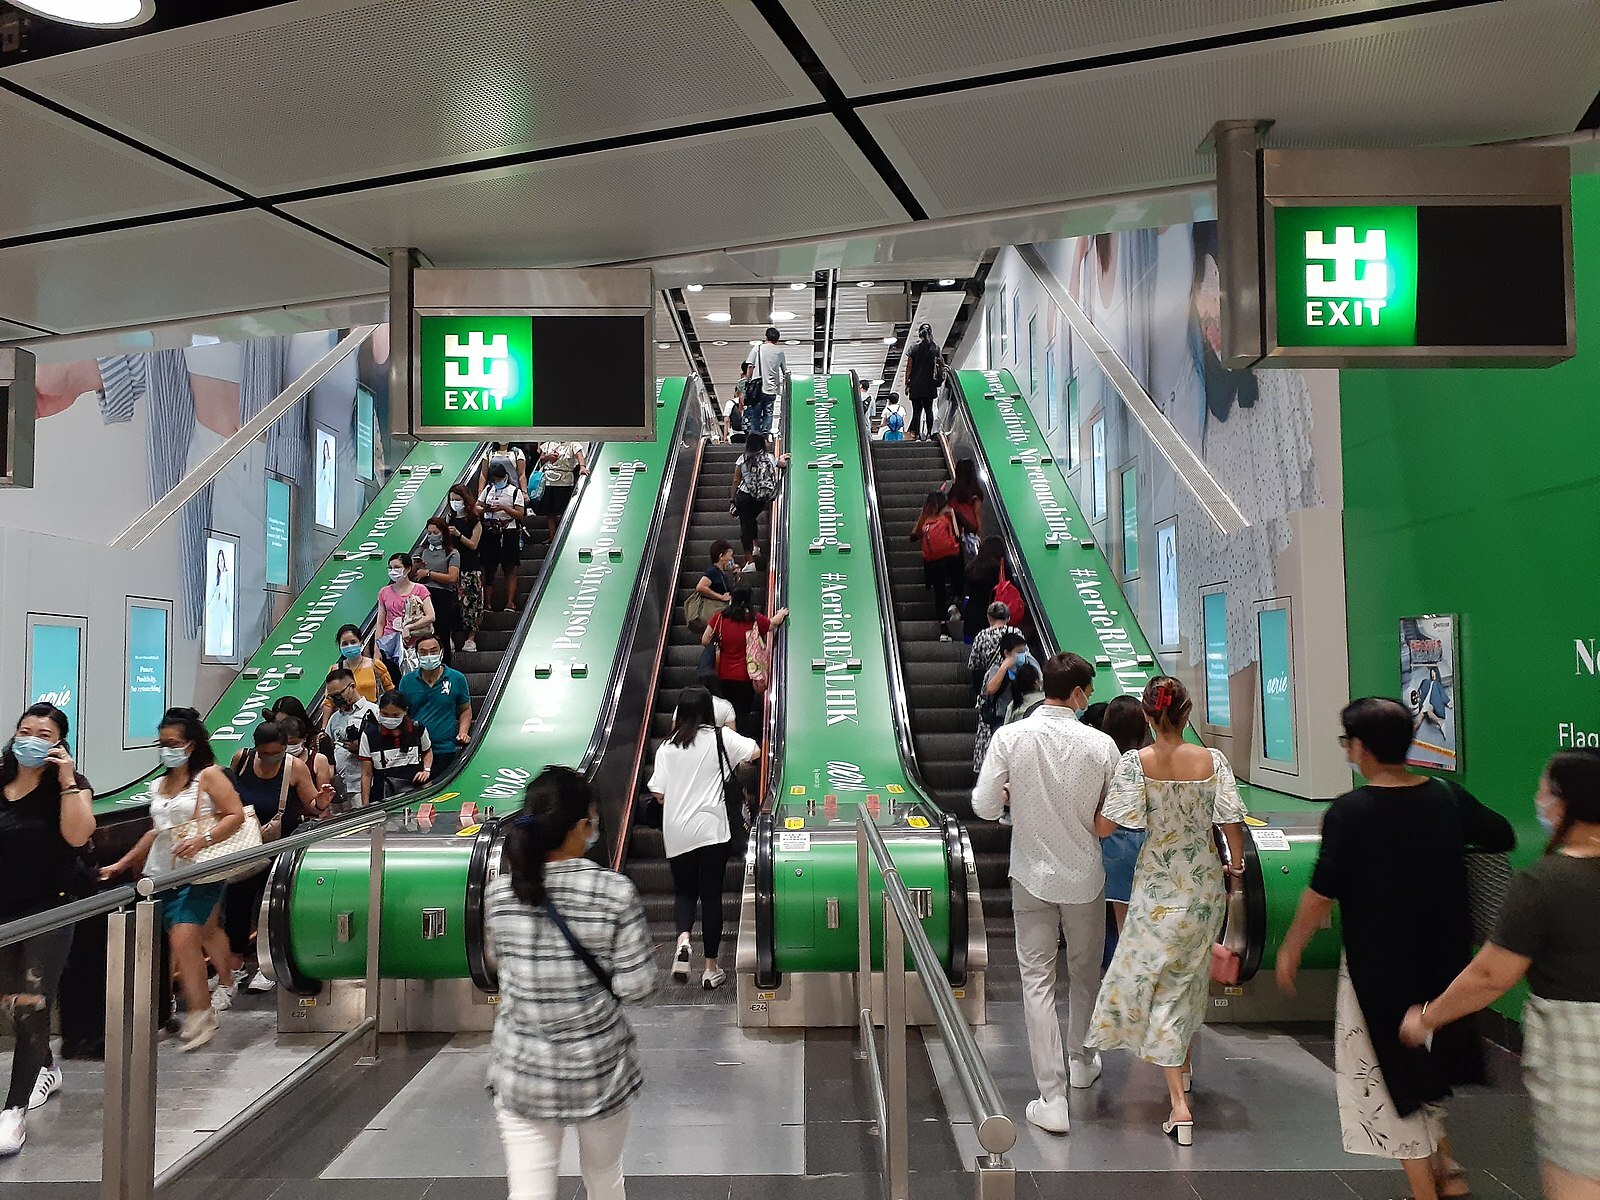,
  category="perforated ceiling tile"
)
[785,0,1412,95]
[0,90,229,239]
[3,0,820,194]
[859,0,1600,217]
[286,117,908,268]
[0,212,385,334]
